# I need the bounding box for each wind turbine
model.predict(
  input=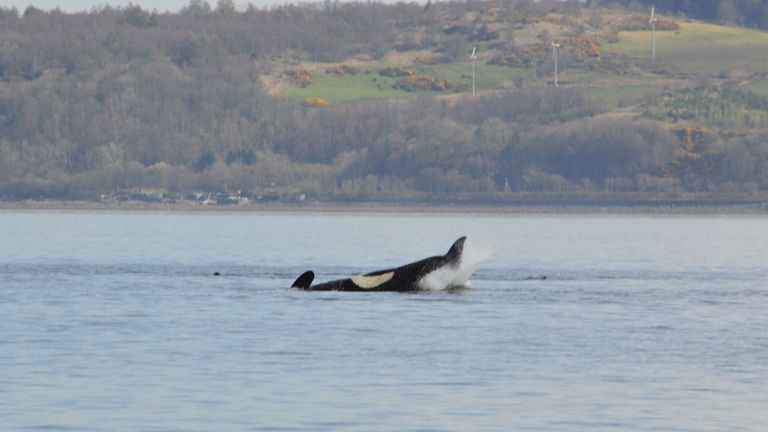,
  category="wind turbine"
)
[649,6,658,62]
[551,42,560,87]
[471,46,477,96]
